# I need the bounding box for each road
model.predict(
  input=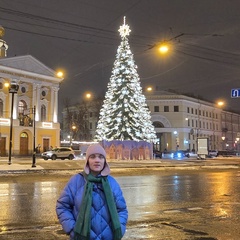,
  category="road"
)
[0,168,239,239]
